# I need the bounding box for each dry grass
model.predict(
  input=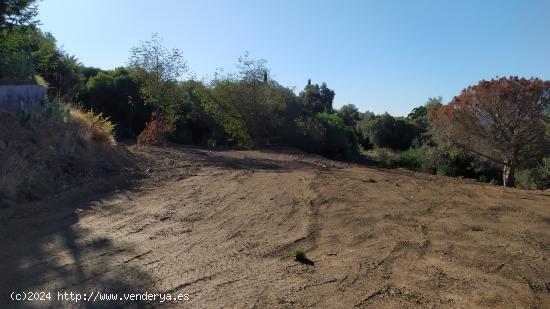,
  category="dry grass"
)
[70,108,116,145]
[0,102,128,204]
